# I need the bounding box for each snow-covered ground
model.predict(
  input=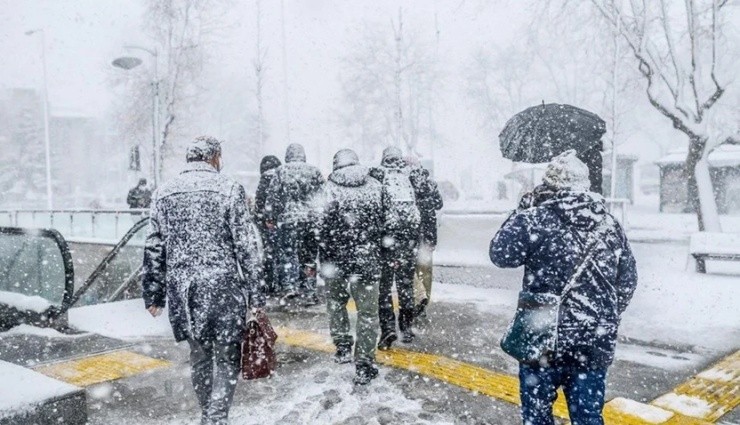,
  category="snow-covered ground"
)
[68,299,172,340]
[0,360,81,419]
[435,239,739,354]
